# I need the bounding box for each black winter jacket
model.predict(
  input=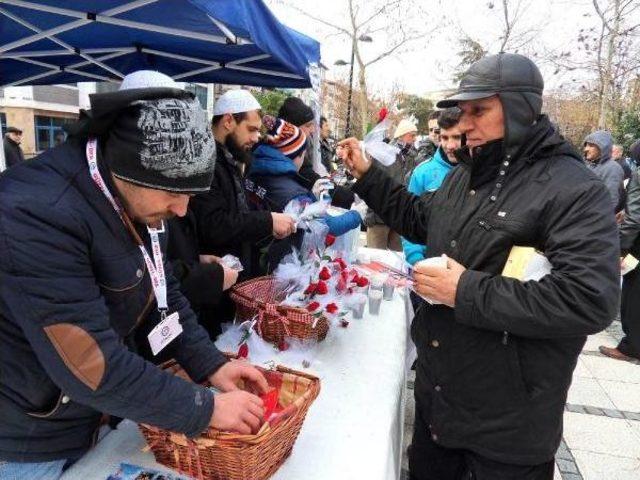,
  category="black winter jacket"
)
[3,136,24,168]
[190,142,273,279]
[166,211,226,336]
[353,116,620,465]
[0,139,227,462]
